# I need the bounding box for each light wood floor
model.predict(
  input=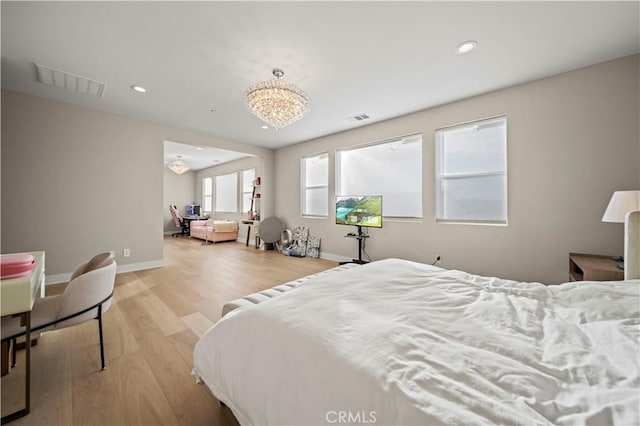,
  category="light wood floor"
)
[1,237,337,425]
